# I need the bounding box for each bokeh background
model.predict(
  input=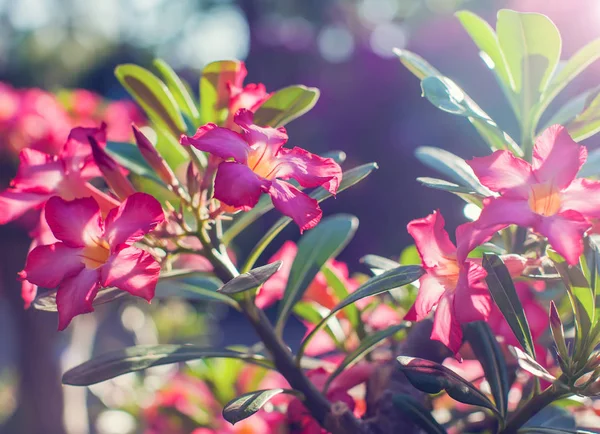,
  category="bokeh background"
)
[1,0,599,433]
